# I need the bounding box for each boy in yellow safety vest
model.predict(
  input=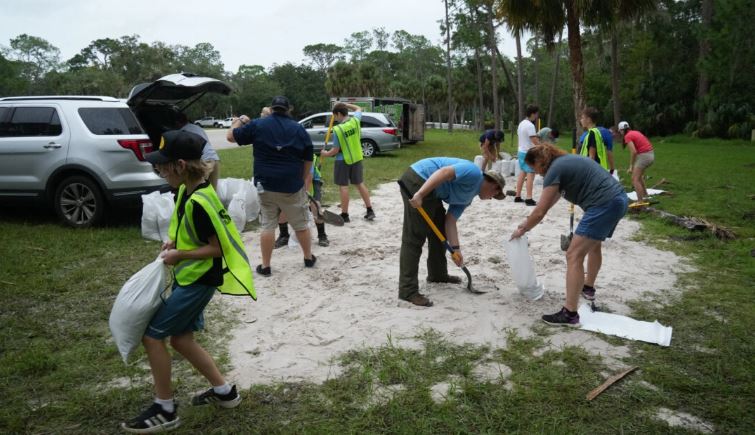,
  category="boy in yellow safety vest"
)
[122,130,255,433]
